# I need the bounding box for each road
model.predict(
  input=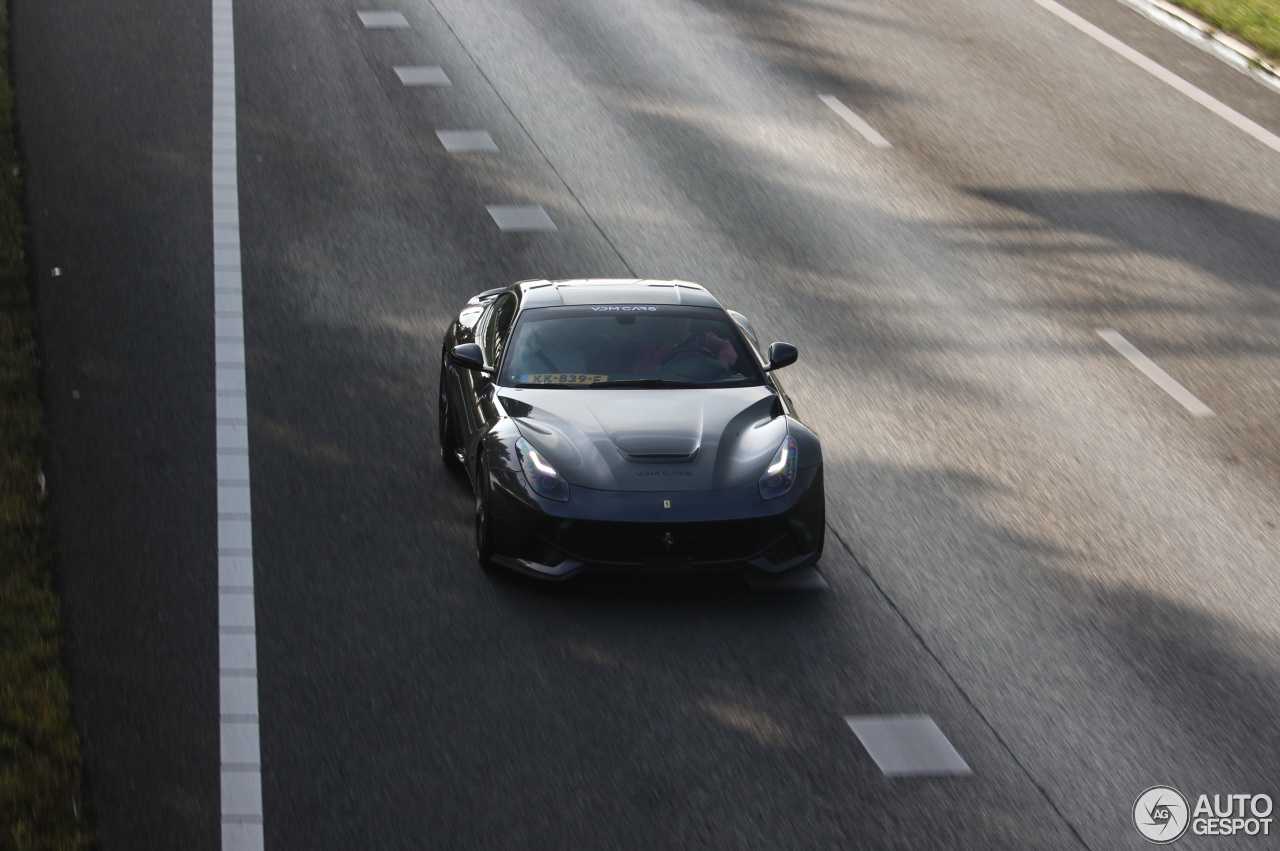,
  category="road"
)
[11,0,1280,846]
